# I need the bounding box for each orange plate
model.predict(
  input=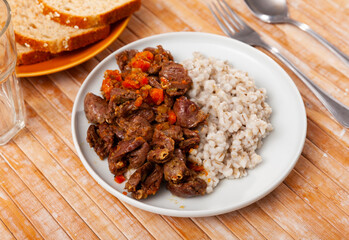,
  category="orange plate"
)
[16,17,130,78]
